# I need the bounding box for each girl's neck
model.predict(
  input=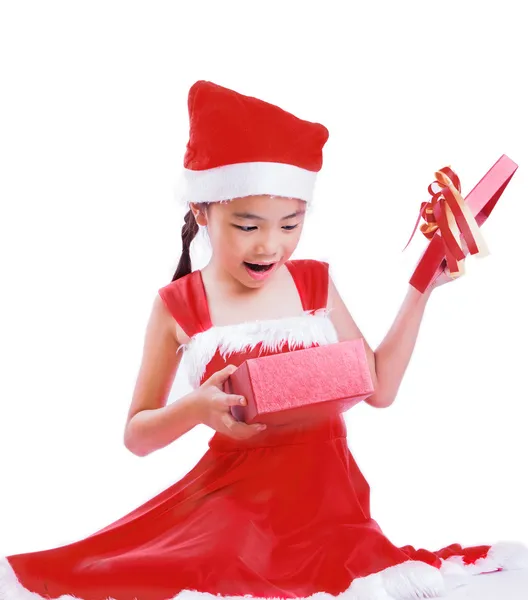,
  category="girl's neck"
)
[199,261,304,328]
[201,260,283,297]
